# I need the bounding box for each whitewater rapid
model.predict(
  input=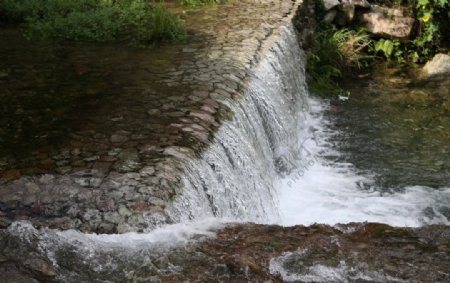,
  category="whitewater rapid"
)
[275,97,450,227]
